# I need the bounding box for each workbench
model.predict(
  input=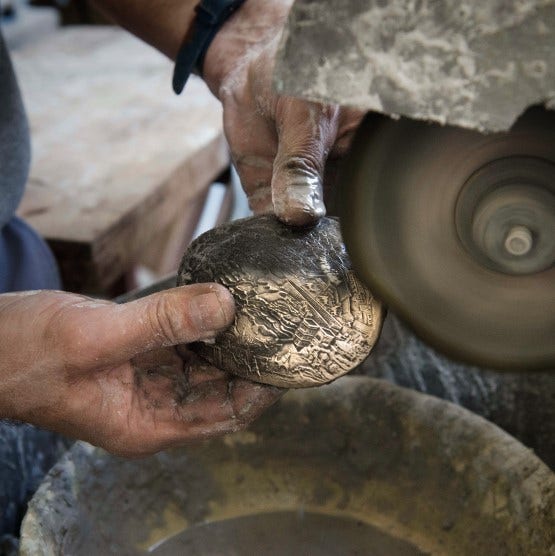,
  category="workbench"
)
[12,27,229,294]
